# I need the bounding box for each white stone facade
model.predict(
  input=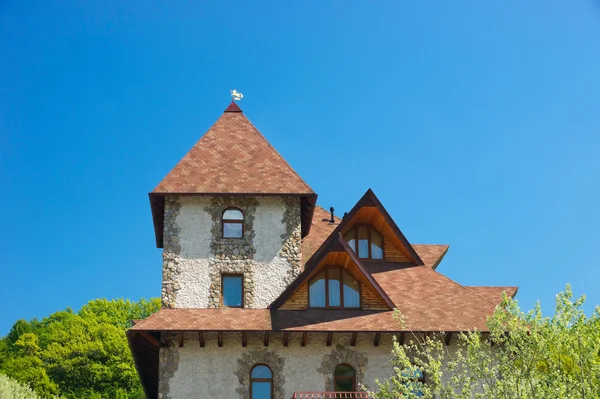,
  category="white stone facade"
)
[162,195,301,309]
[160,332,405,399]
